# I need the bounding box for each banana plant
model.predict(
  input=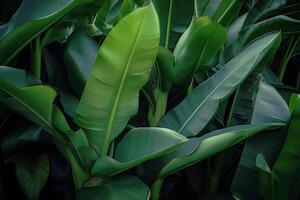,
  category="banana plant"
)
[0,3,188,199]
[0,0,300,199]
